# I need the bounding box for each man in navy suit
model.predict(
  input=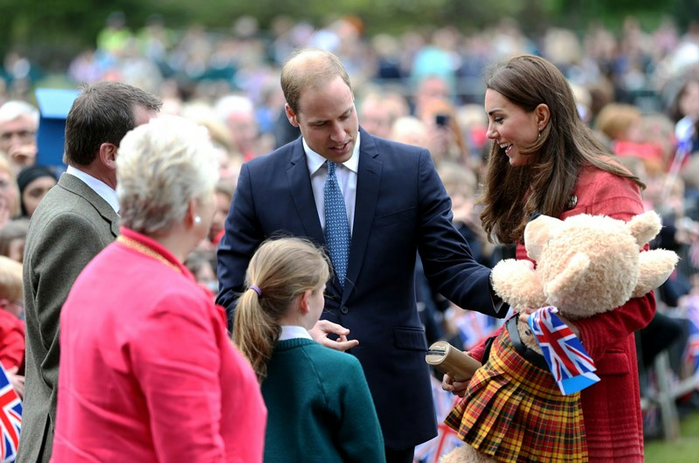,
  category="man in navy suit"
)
[217,48,504,463]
